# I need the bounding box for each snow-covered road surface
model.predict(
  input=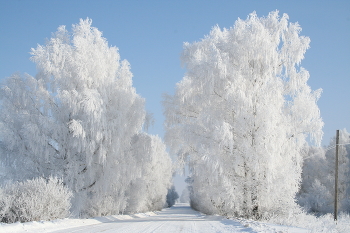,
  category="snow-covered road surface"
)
[52,204,251,233]
[1,203,309,233]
